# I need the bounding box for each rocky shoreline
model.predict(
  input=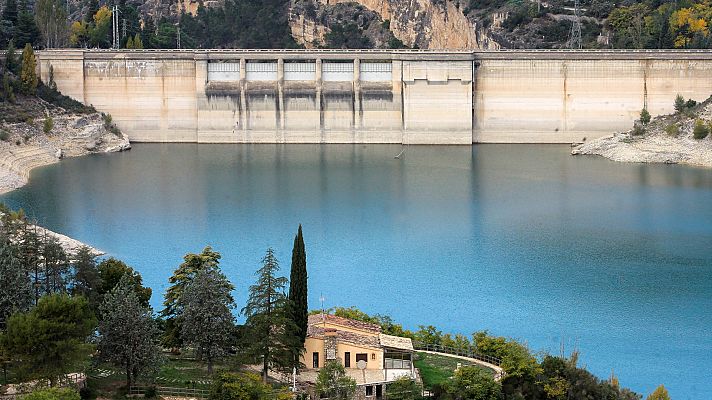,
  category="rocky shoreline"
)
[1,95,130,254]
[573,98,712,168]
